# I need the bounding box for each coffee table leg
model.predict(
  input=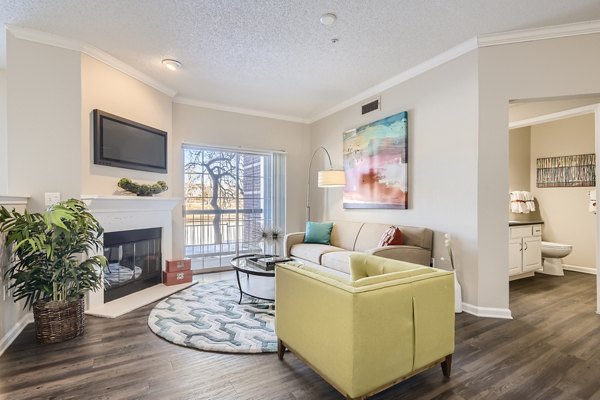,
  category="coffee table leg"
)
[235,270,243,304]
